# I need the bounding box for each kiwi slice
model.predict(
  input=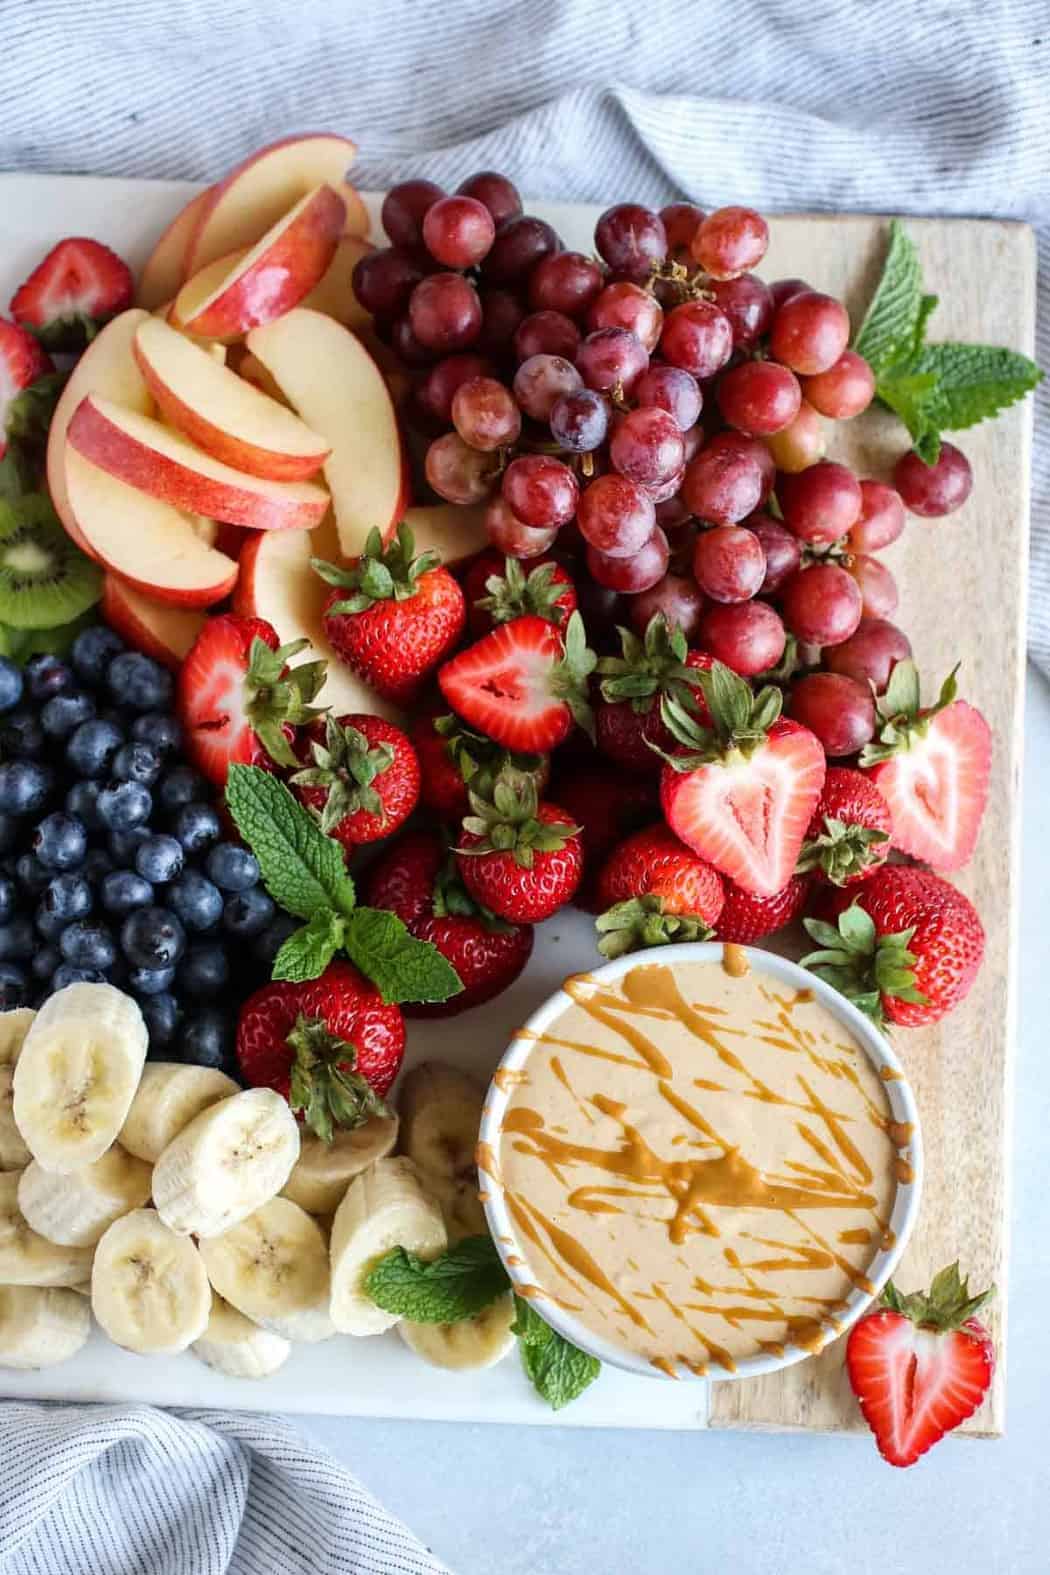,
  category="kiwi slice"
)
[0,496,102,630]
